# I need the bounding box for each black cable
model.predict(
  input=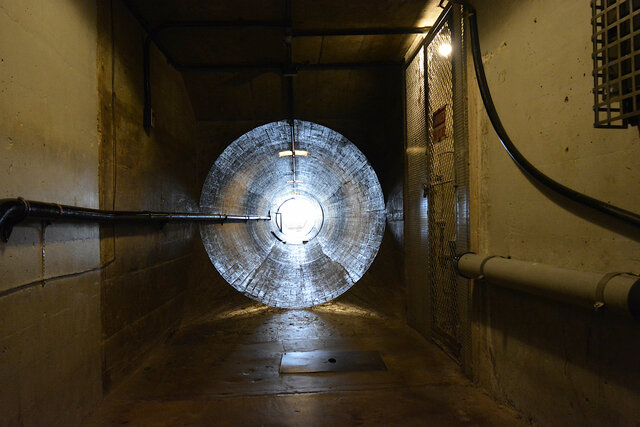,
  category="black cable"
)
[466,8,640,228]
